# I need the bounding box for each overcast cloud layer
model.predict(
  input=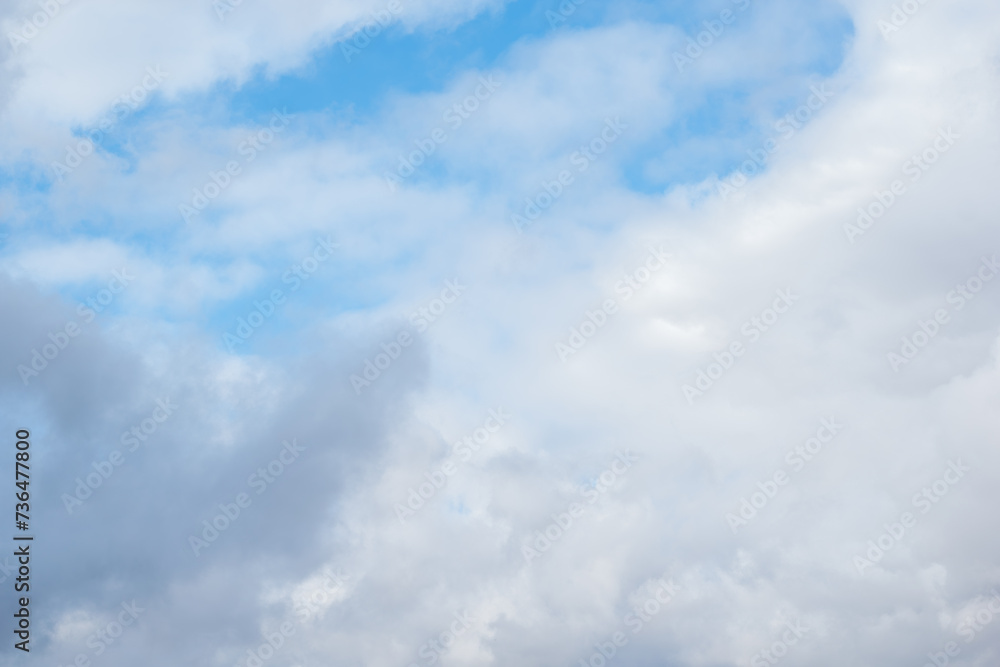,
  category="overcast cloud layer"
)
[1,0,1000,666]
